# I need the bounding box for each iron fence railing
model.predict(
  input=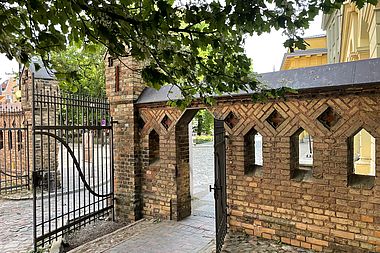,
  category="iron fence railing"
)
[0,107,30,194]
